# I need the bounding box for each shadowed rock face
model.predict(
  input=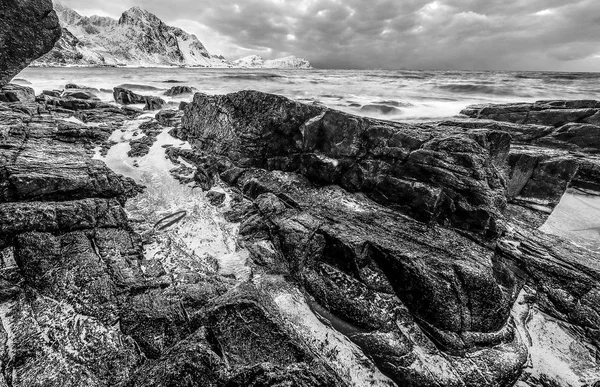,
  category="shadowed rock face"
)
[180,90,511,239]
[0,0,61,86]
